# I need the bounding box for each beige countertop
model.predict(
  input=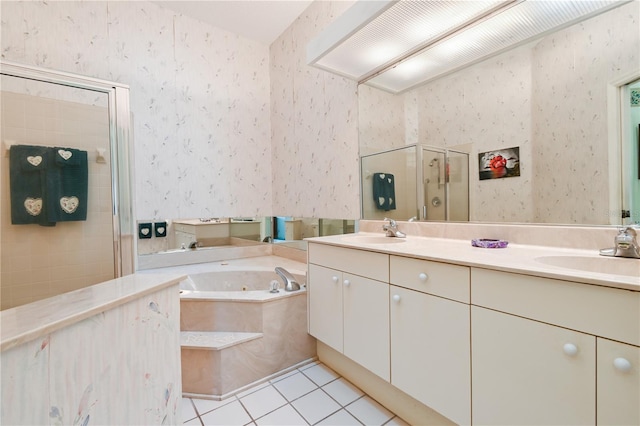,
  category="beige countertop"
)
[0,273,186,352]
[307,233,640,292]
